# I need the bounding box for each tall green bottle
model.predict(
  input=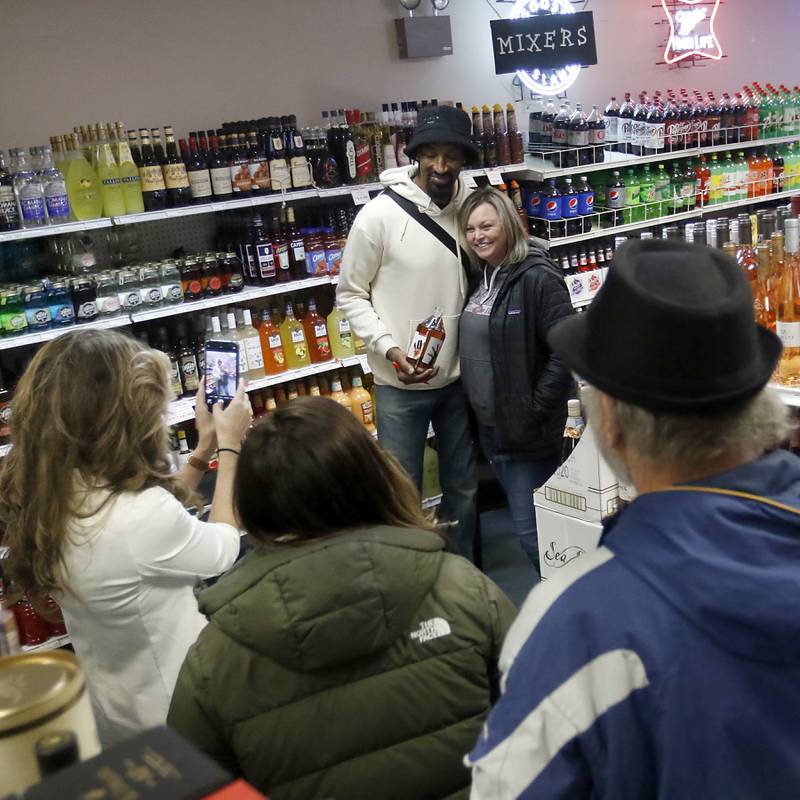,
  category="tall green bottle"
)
[114,123,145,214]
[95,127,126,217]
[64,133,103,220]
